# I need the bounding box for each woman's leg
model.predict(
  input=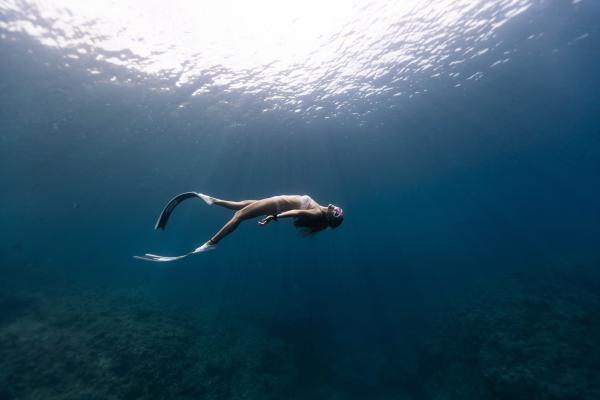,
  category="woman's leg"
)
[199,193,257,210]
[212,198,257,210]
[209,198,278,244]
